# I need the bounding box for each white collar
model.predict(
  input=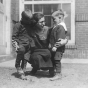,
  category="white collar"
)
[53,22,67,31]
